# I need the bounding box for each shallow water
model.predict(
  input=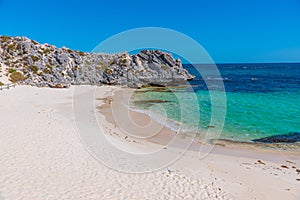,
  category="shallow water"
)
[132,63,300,142]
